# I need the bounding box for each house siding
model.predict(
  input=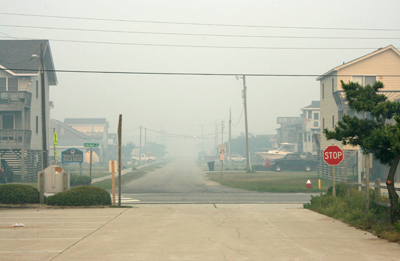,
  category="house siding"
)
[320,72,342,150]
